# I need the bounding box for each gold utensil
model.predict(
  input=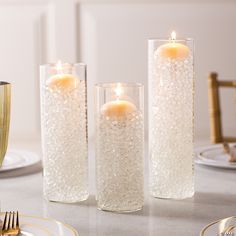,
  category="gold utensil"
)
[223,143,236,162]
[0,82,11,167]
[1,211,20,236]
